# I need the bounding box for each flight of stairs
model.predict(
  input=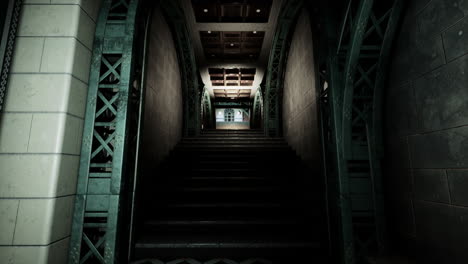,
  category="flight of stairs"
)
[133,130,329,264]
